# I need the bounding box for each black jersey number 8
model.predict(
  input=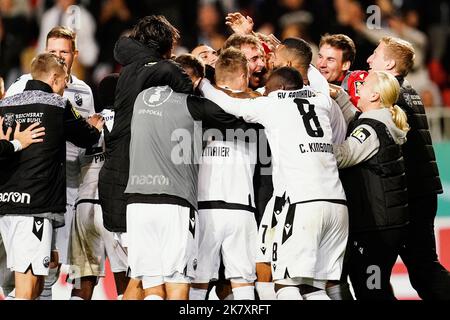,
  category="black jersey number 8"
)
[294,98,324,137]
